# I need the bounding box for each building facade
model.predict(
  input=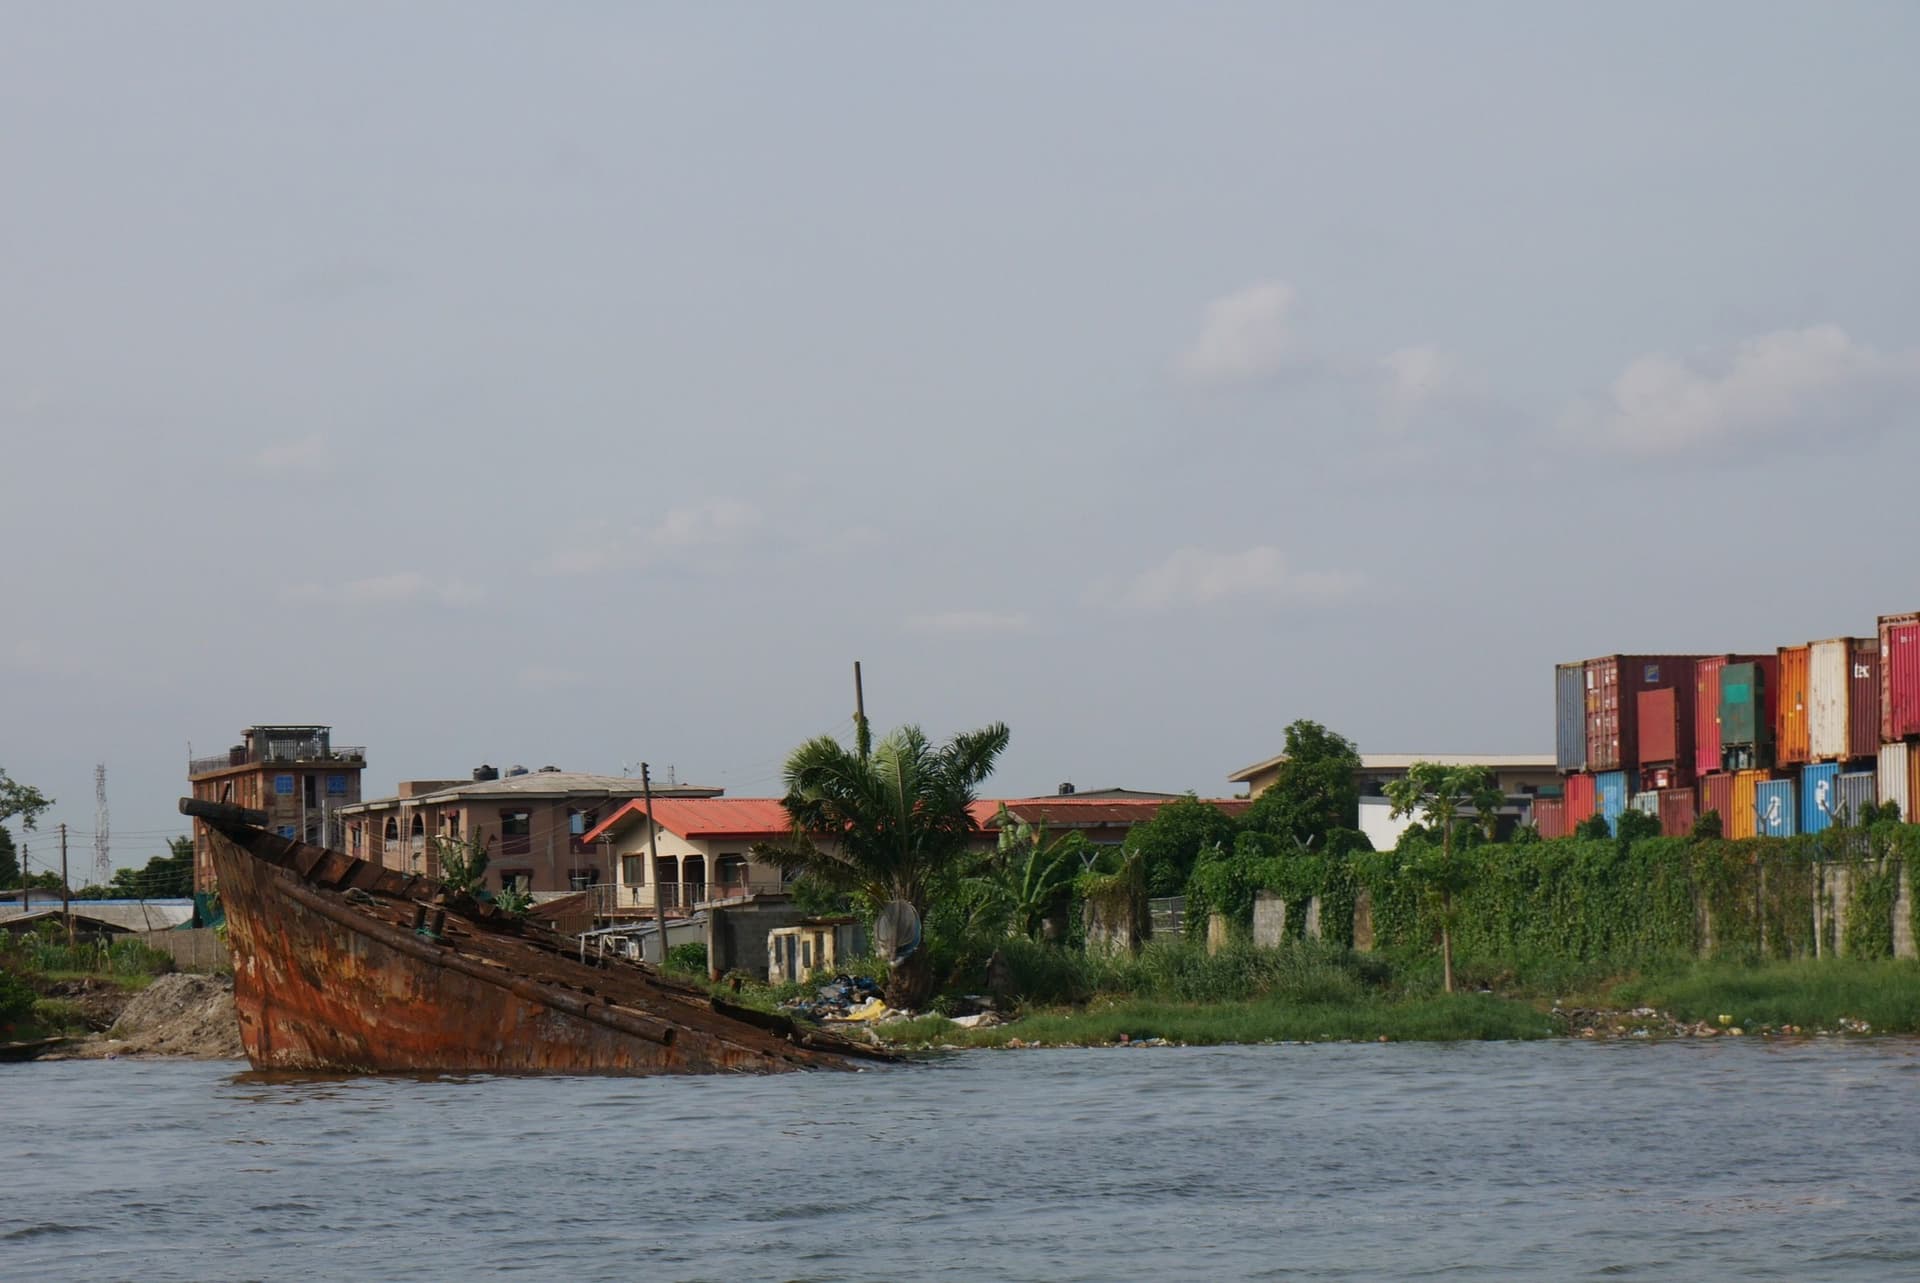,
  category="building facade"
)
[580,797,796,914]
[1229,752,1560,801]
[187,725,366,894]
[335,768,721,895]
